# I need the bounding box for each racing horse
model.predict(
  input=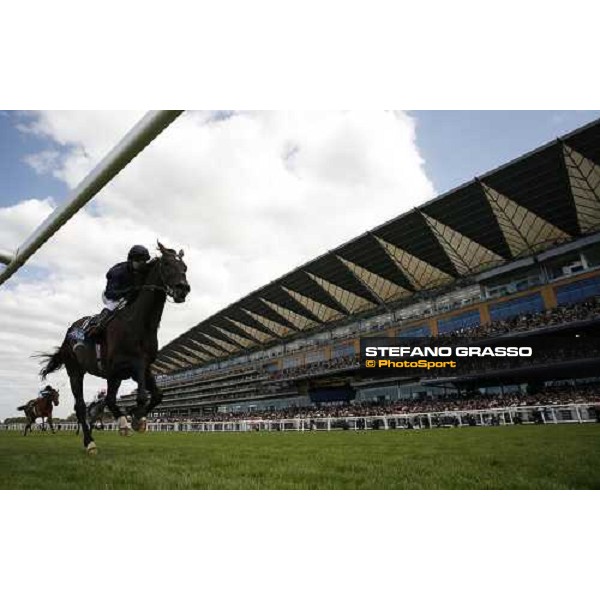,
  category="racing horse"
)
[38,242,190,454]
[17,388,59,436]
[76,396,108,435]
